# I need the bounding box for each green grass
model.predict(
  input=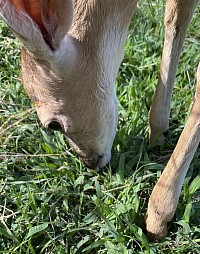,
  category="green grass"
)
[0,1,200,253]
